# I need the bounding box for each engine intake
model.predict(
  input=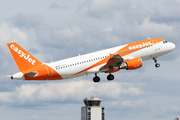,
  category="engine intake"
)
[120,58,142,70]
